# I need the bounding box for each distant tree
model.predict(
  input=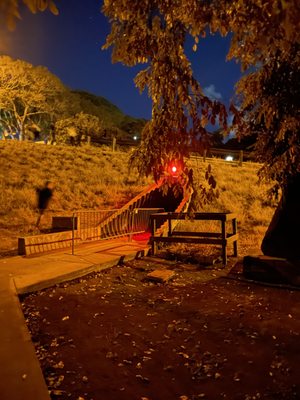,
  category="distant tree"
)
[101,126,128,140]
[55,112,103,145]
[210,129,225,148]
[71,90,146,140]
[0,0,58,30]
[224,135,257,151]
[119,116,147,139]
[0,55,69,140]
